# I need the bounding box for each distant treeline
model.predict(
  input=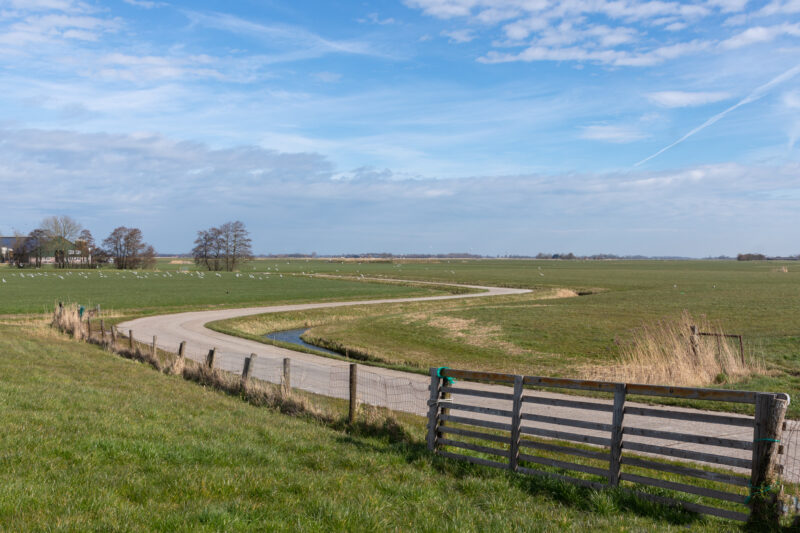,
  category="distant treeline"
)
[737,253,800,261]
